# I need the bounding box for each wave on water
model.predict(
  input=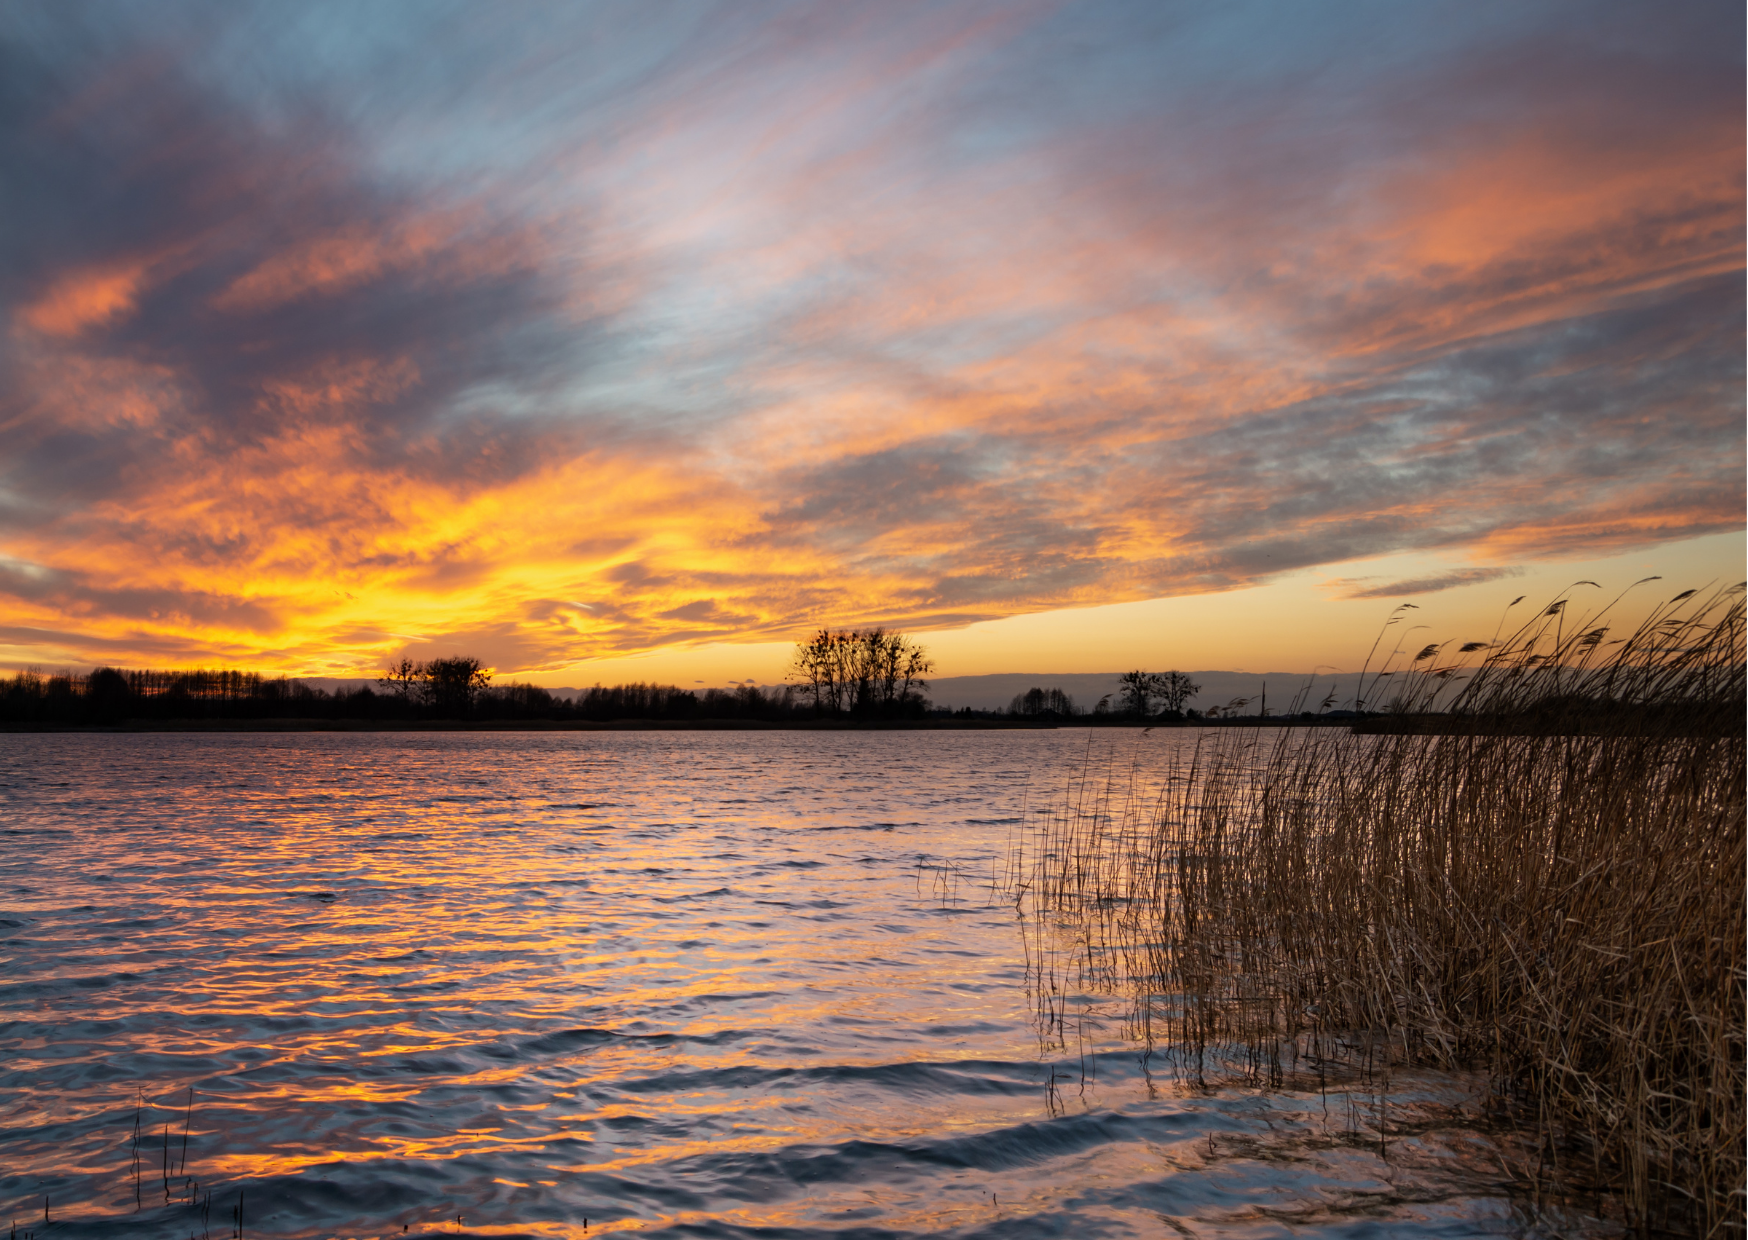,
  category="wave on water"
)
[2,732,1560,1238]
